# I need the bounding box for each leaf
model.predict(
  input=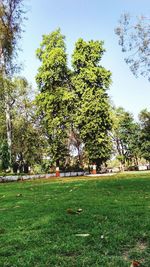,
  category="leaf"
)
[75,234,90,237]
[77,208,83,213]
[130,261,140,267]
